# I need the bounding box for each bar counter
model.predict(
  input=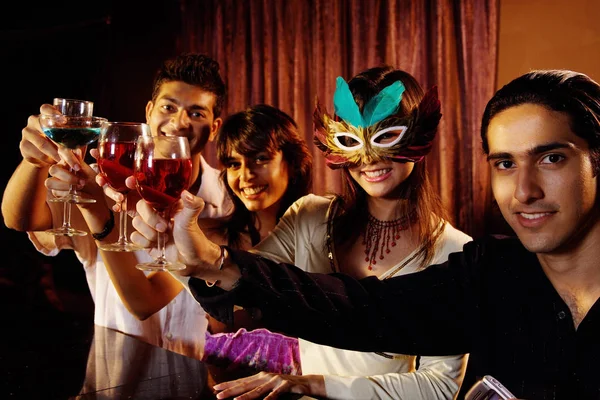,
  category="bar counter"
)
[0,303,312,399]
